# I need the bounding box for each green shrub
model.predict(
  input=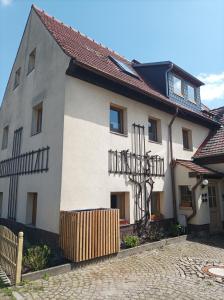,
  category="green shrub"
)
[170,223,185,237]
[23,245,51,271]
[123,235,140,248]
